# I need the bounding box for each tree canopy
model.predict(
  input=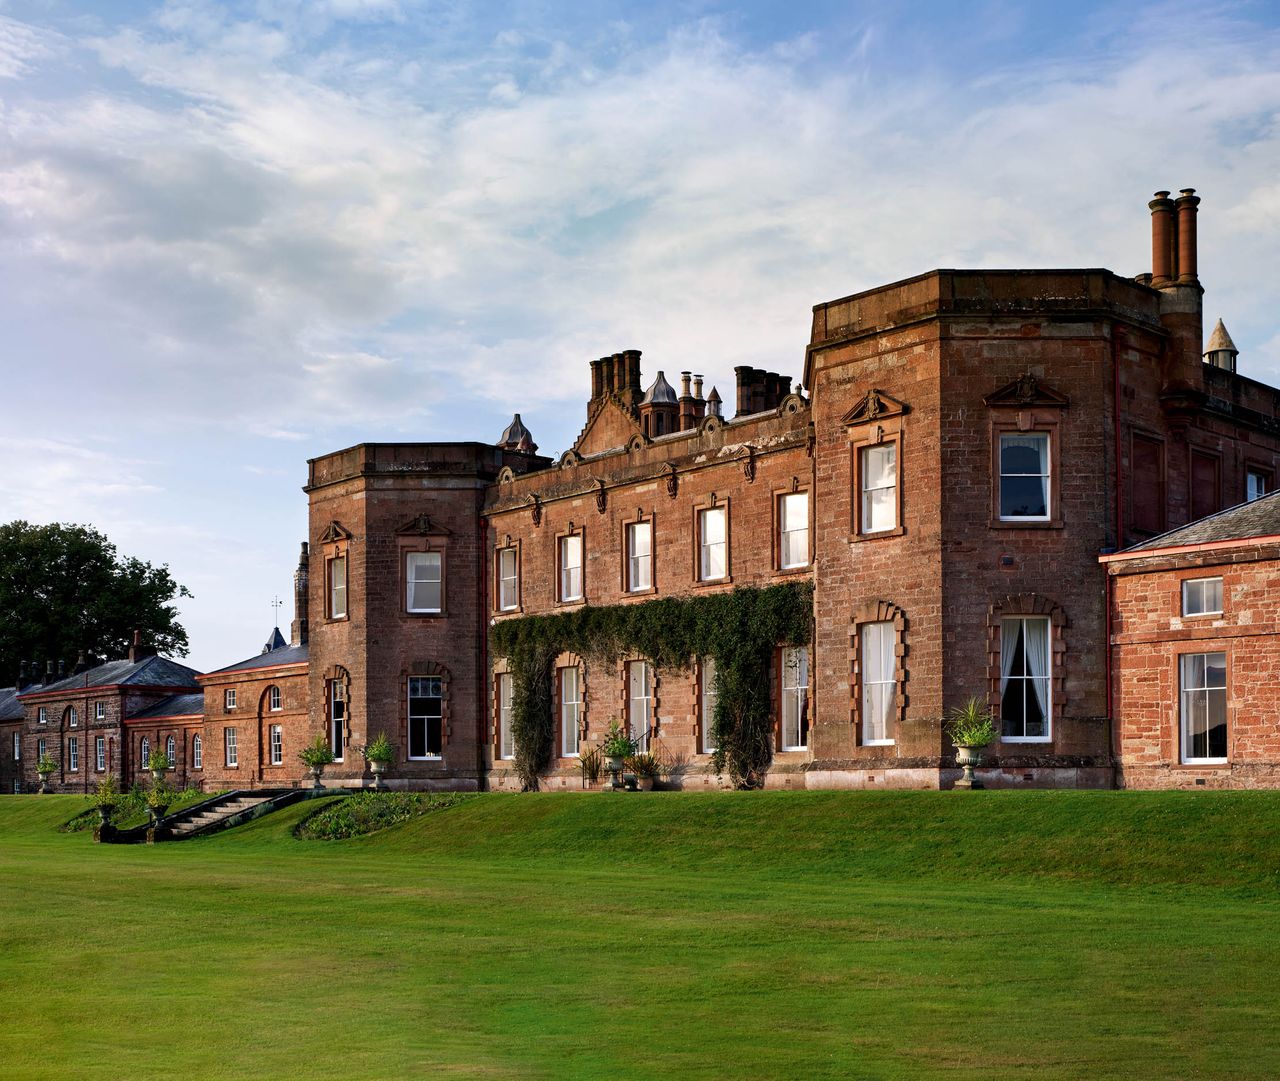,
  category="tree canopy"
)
[0,521,192,684]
